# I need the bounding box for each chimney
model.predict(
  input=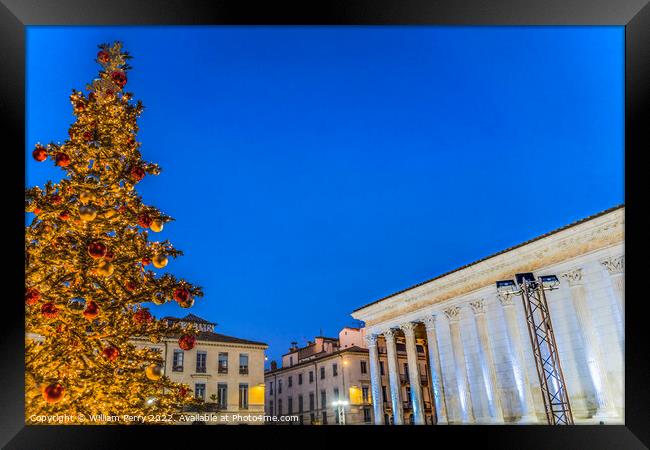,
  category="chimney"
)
[290,341,298,351]
[270,360,278,371]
